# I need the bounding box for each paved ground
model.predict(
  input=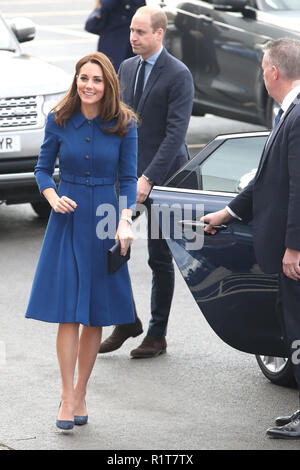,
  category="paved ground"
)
[0,203,299,451]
